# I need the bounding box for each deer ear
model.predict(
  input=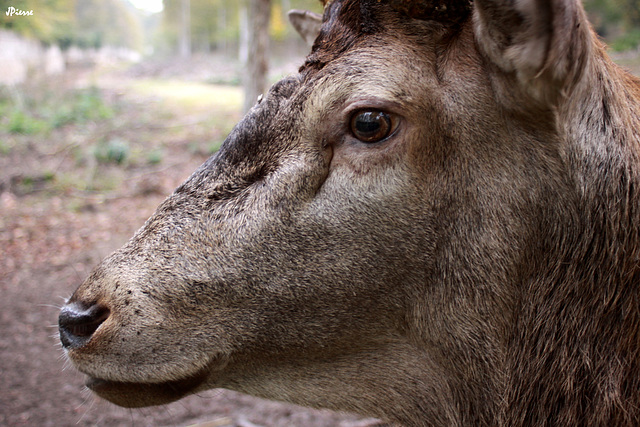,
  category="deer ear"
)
[474,0,591,103]
[288,9,323,46]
